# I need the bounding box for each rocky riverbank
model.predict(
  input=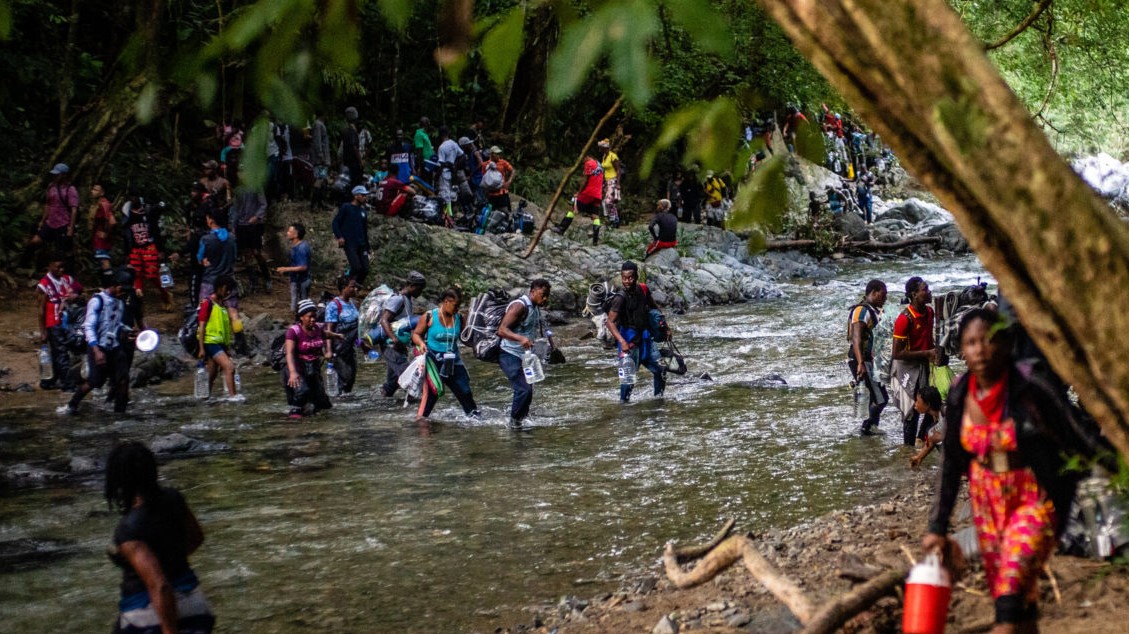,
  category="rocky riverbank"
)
[501,470,1129,634]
